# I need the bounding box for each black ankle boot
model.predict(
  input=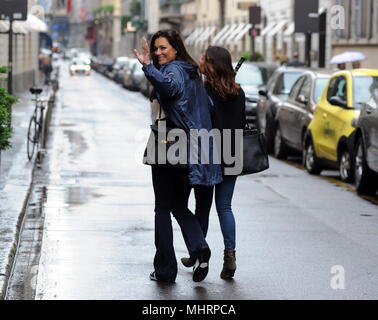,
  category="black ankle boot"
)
[181,257,195,268]
[220,249,236,279]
